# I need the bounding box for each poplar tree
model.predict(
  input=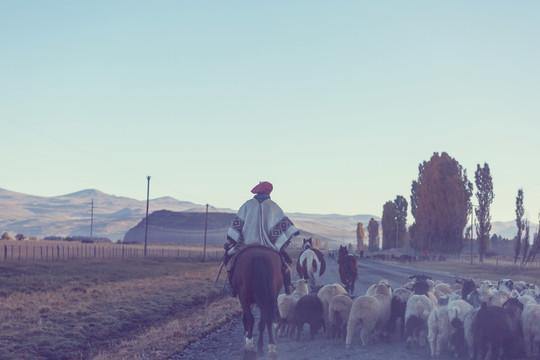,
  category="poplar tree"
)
[368,218,380,252]
[474,163,494,263]
[395,195,408,248]
[382,201,397,250]
[513,189,525,265]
